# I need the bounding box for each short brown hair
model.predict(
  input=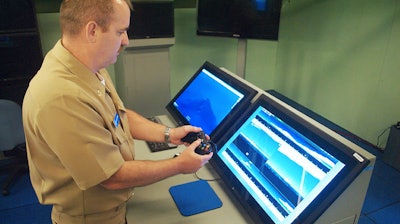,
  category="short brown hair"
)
[60,0,132,36]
